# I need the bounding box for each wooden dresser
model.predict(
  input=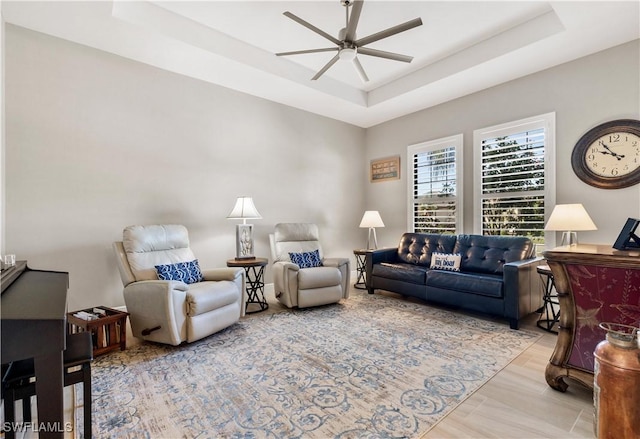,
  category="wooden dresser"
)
[543,244,640,392]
